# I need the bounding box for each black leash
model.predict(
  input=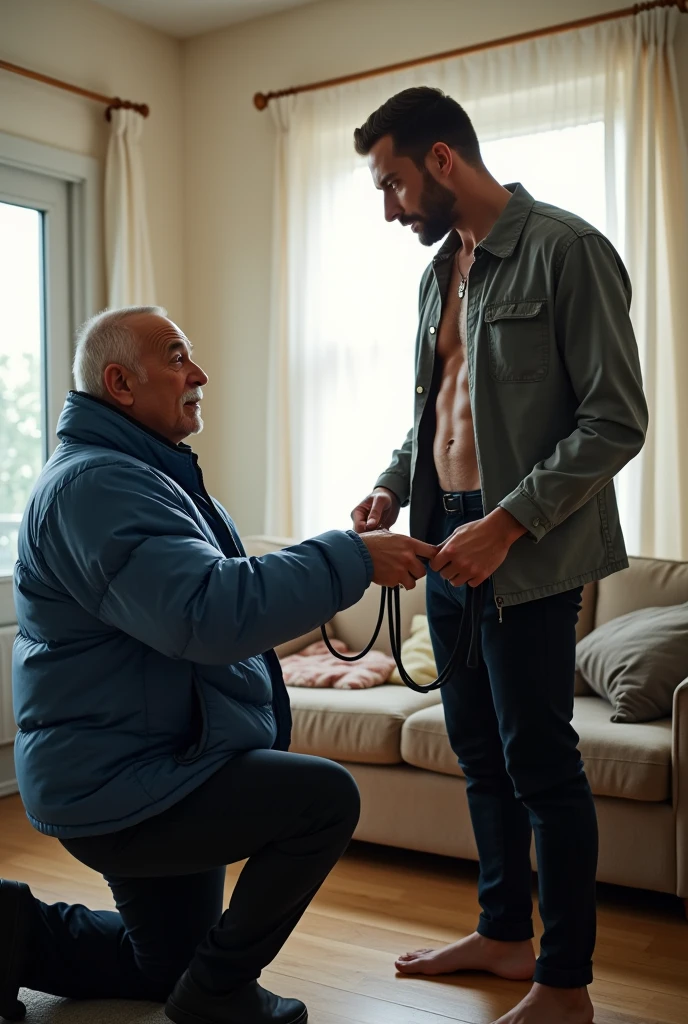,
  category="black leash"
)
[320,580,487,693]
